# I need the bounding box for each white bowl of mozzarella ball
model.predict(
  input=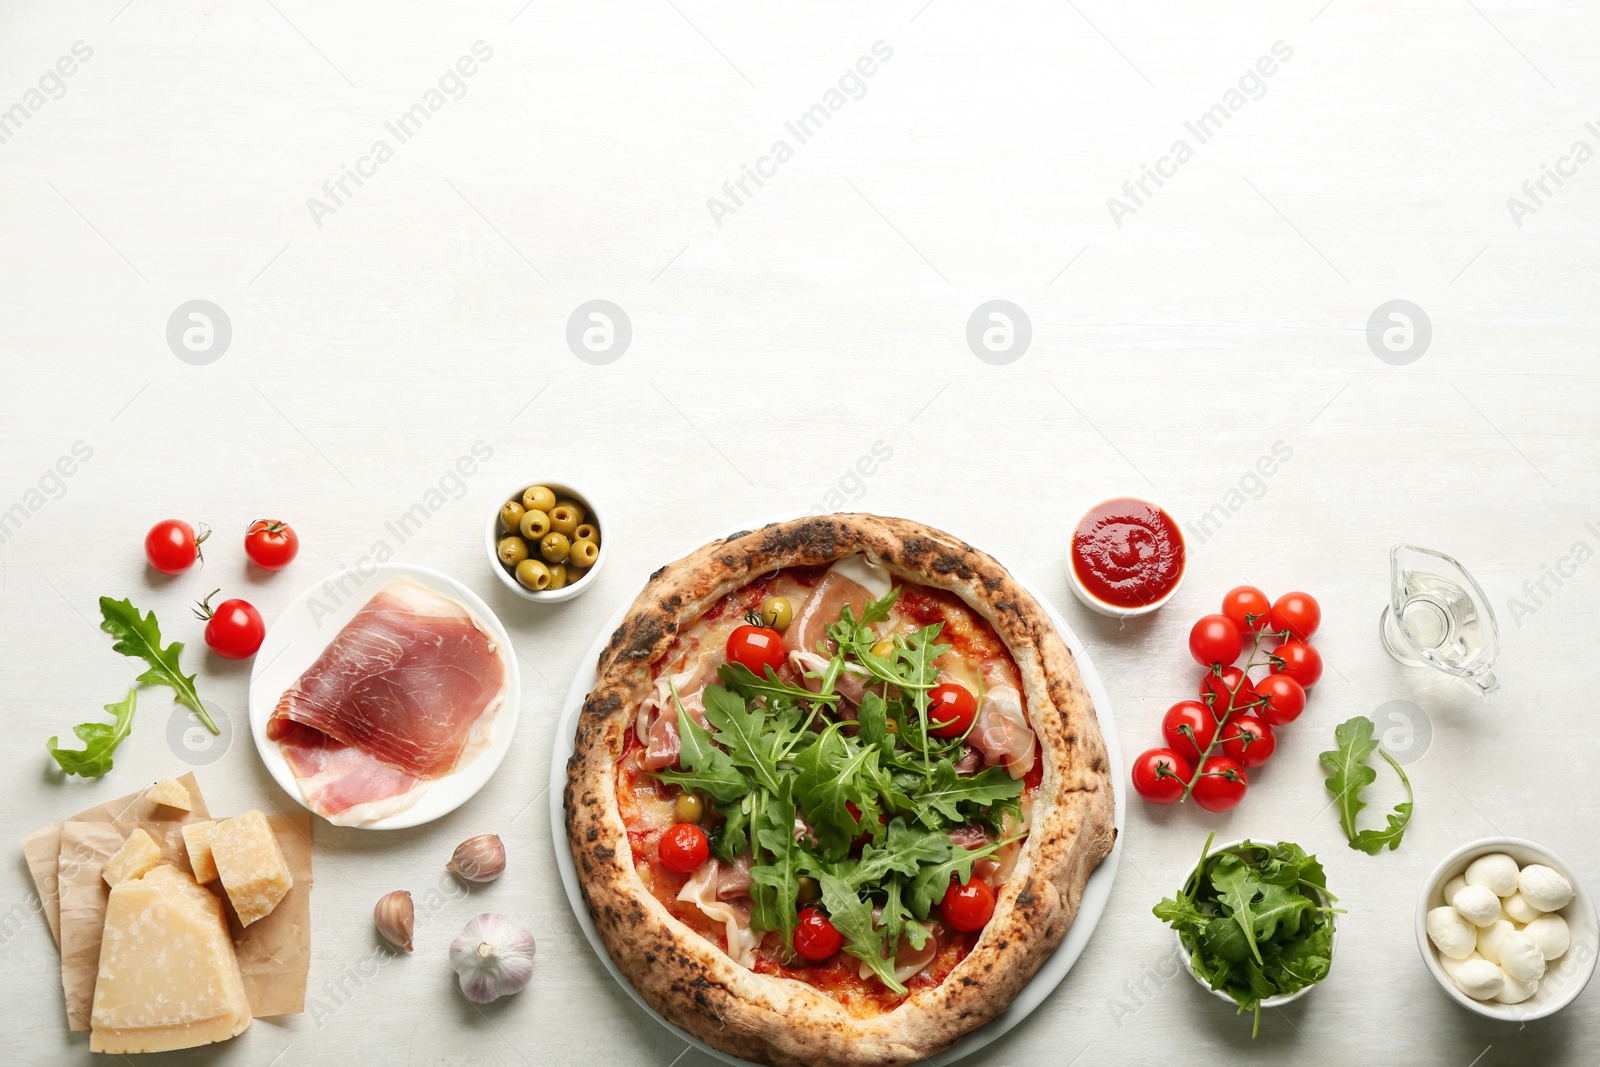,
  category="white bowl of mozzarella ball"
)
[1416,838,1597,1020]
